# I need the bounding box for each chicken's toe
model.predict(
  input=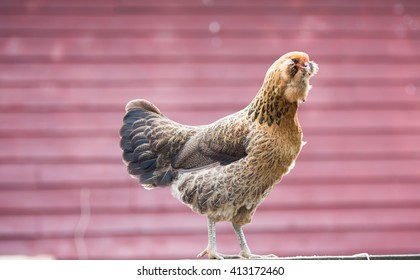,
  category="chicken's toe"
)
[239,251,279,259]
[197,248,224,260]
